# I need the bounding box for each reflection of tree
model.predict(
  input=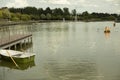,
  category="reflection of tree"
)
[43,60,97,80]
[44,23,69,54]
[40,24,69,32]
